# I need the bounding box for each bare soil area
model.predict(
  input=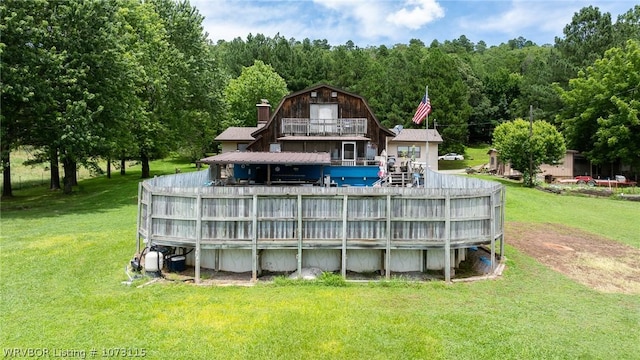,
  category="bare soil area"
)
[506,222,640,294]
